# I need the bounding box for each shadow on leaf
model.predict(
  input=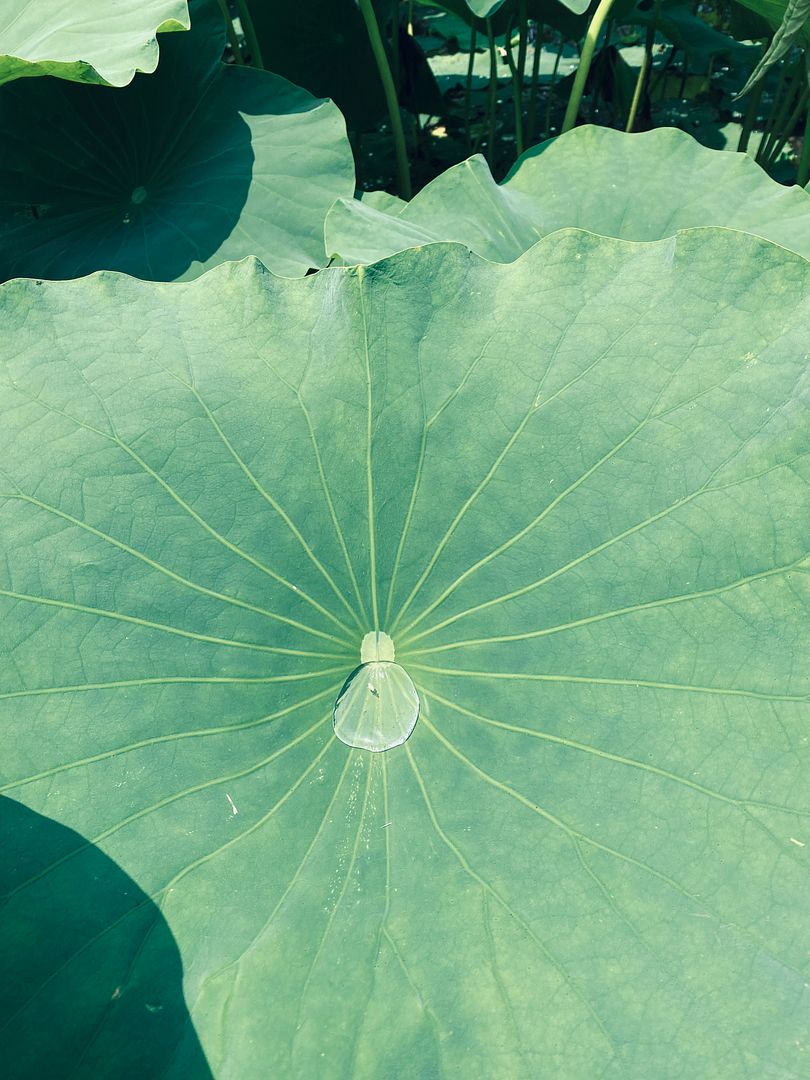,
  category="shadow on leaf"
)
[0,796,213,1079]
